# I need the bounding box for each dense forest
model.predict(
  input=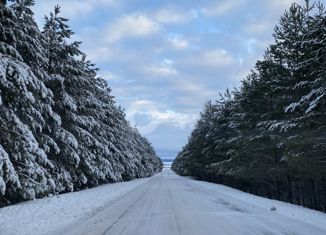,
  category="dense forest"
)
[0,0,162,207]
[172,0,326,212]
